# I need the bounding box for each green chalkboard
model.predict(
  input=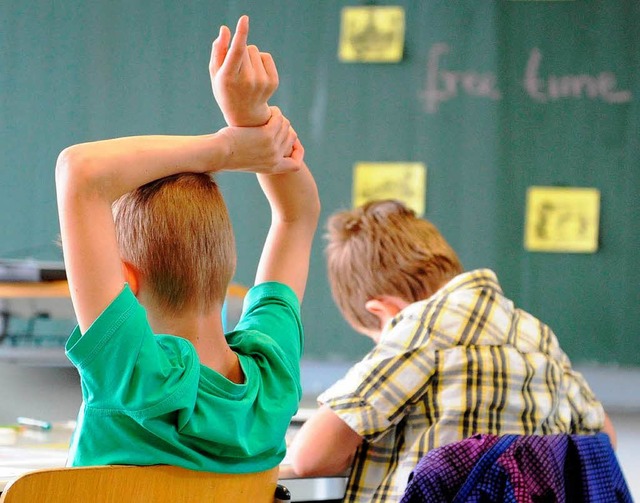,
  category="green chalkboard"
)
[0,1,638,366]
